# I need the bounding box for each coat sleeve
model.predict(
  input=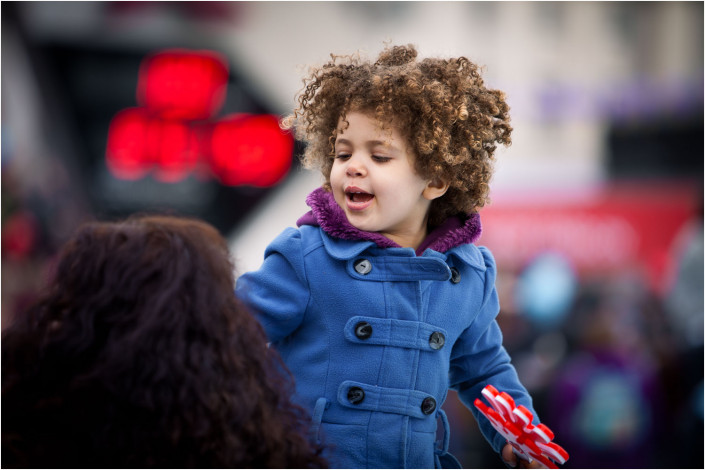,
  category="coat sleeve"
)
[448,246,537,454]
[235,227,310,343]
